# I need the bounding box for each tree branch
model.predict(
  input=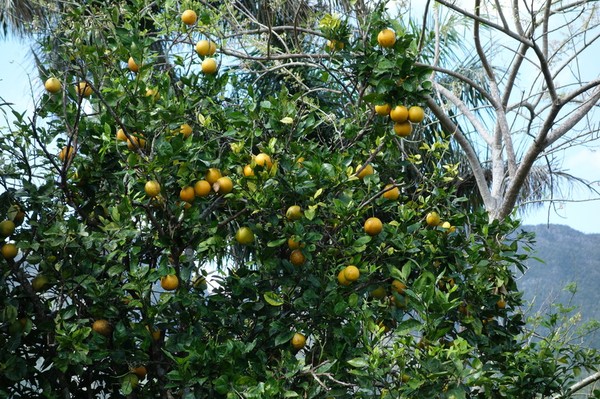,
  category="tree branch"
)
[425,95,494,210]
